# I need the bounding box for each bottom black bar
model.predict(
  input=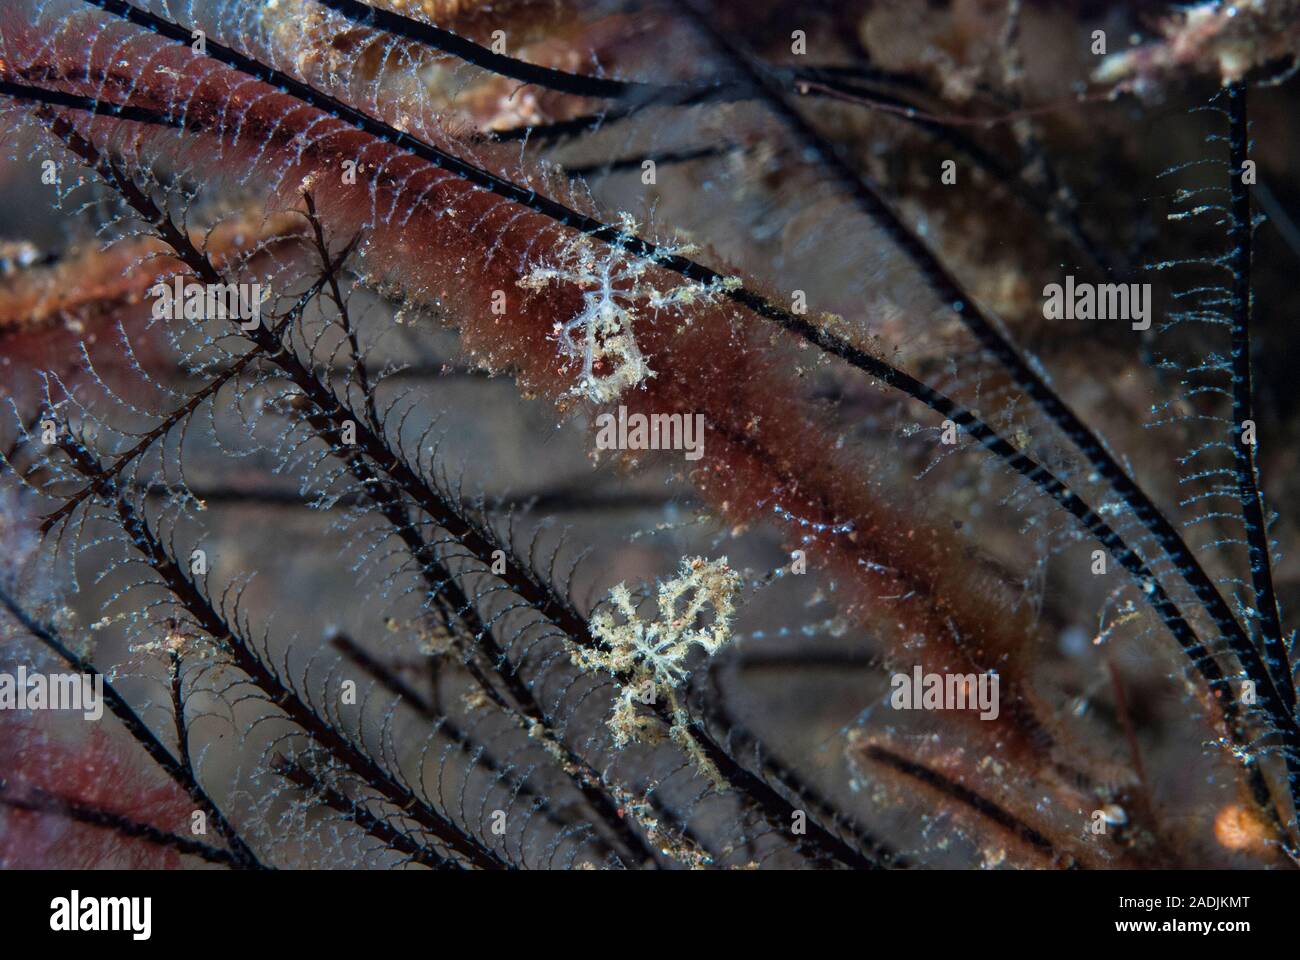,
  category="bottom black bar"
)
[0,868,1285,948]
